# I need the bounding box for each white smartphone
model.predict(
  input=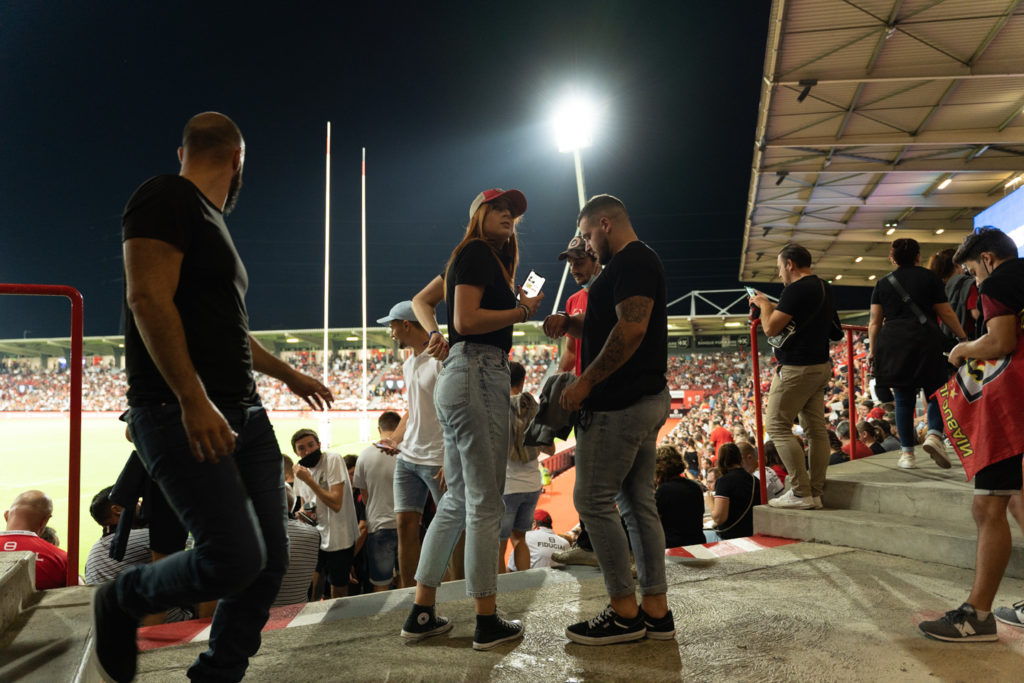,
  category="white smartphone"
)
[744,285,758,298]
[522,270,546,298]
